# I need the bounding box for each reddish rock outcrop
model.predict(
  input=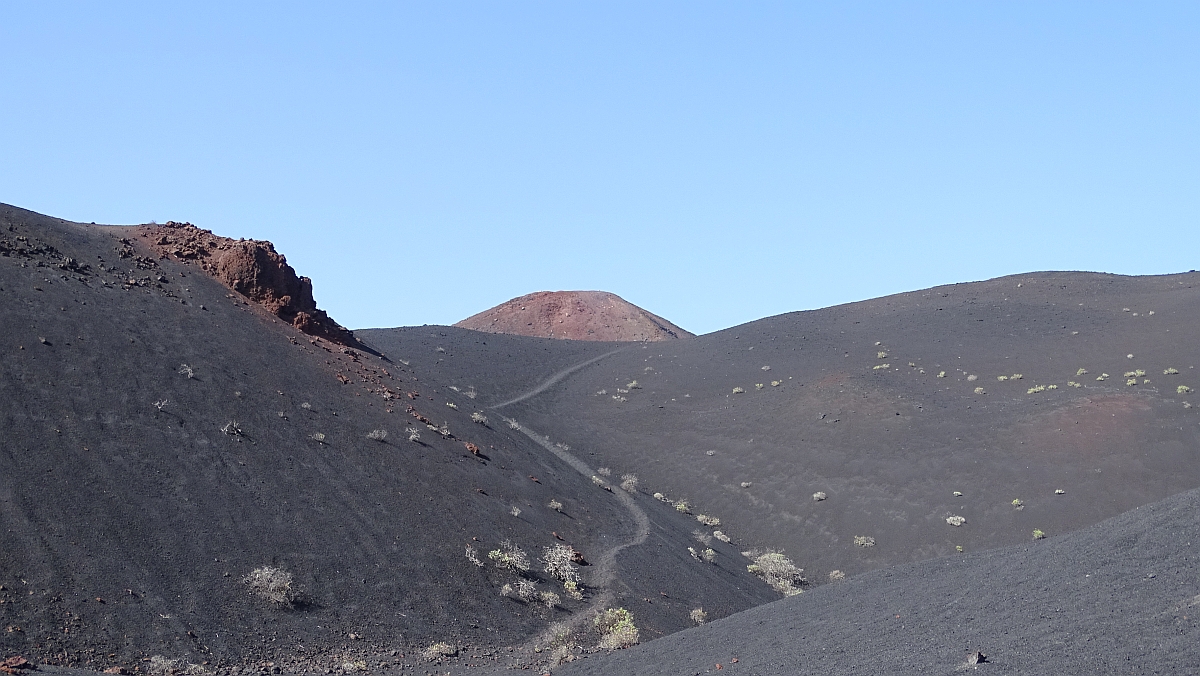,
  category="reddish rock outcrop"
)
[454,291,693,342]
[136,222,361,348]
